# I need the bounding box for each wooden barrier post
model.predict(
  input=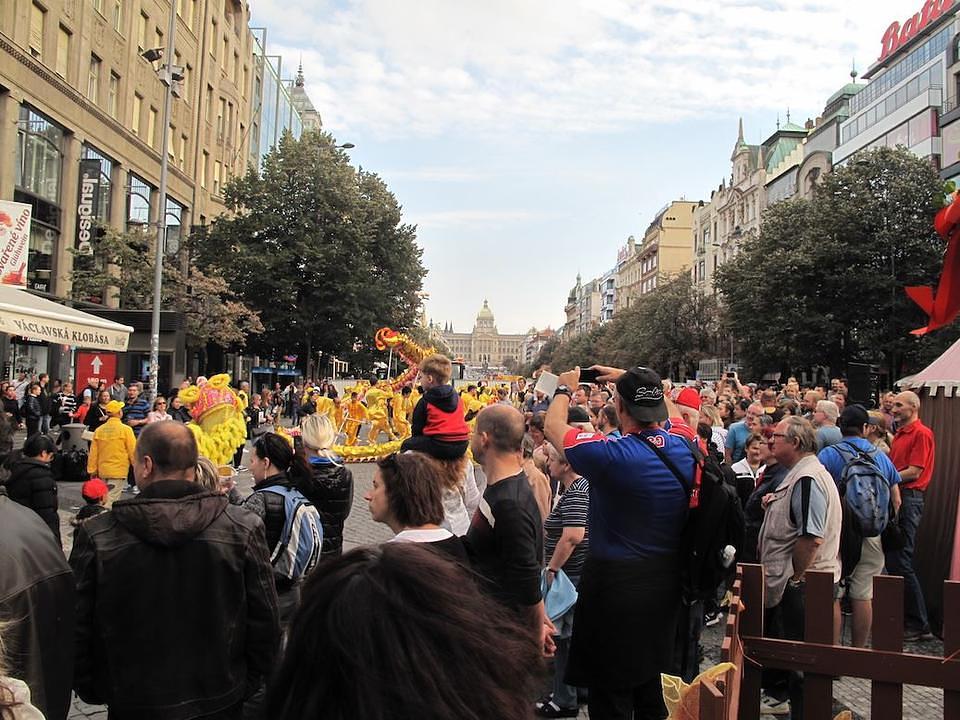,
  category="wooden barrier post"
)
[803,570,835,718]
[870,574,904,720]
[945,581,960,718]
[738,563,764,720]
